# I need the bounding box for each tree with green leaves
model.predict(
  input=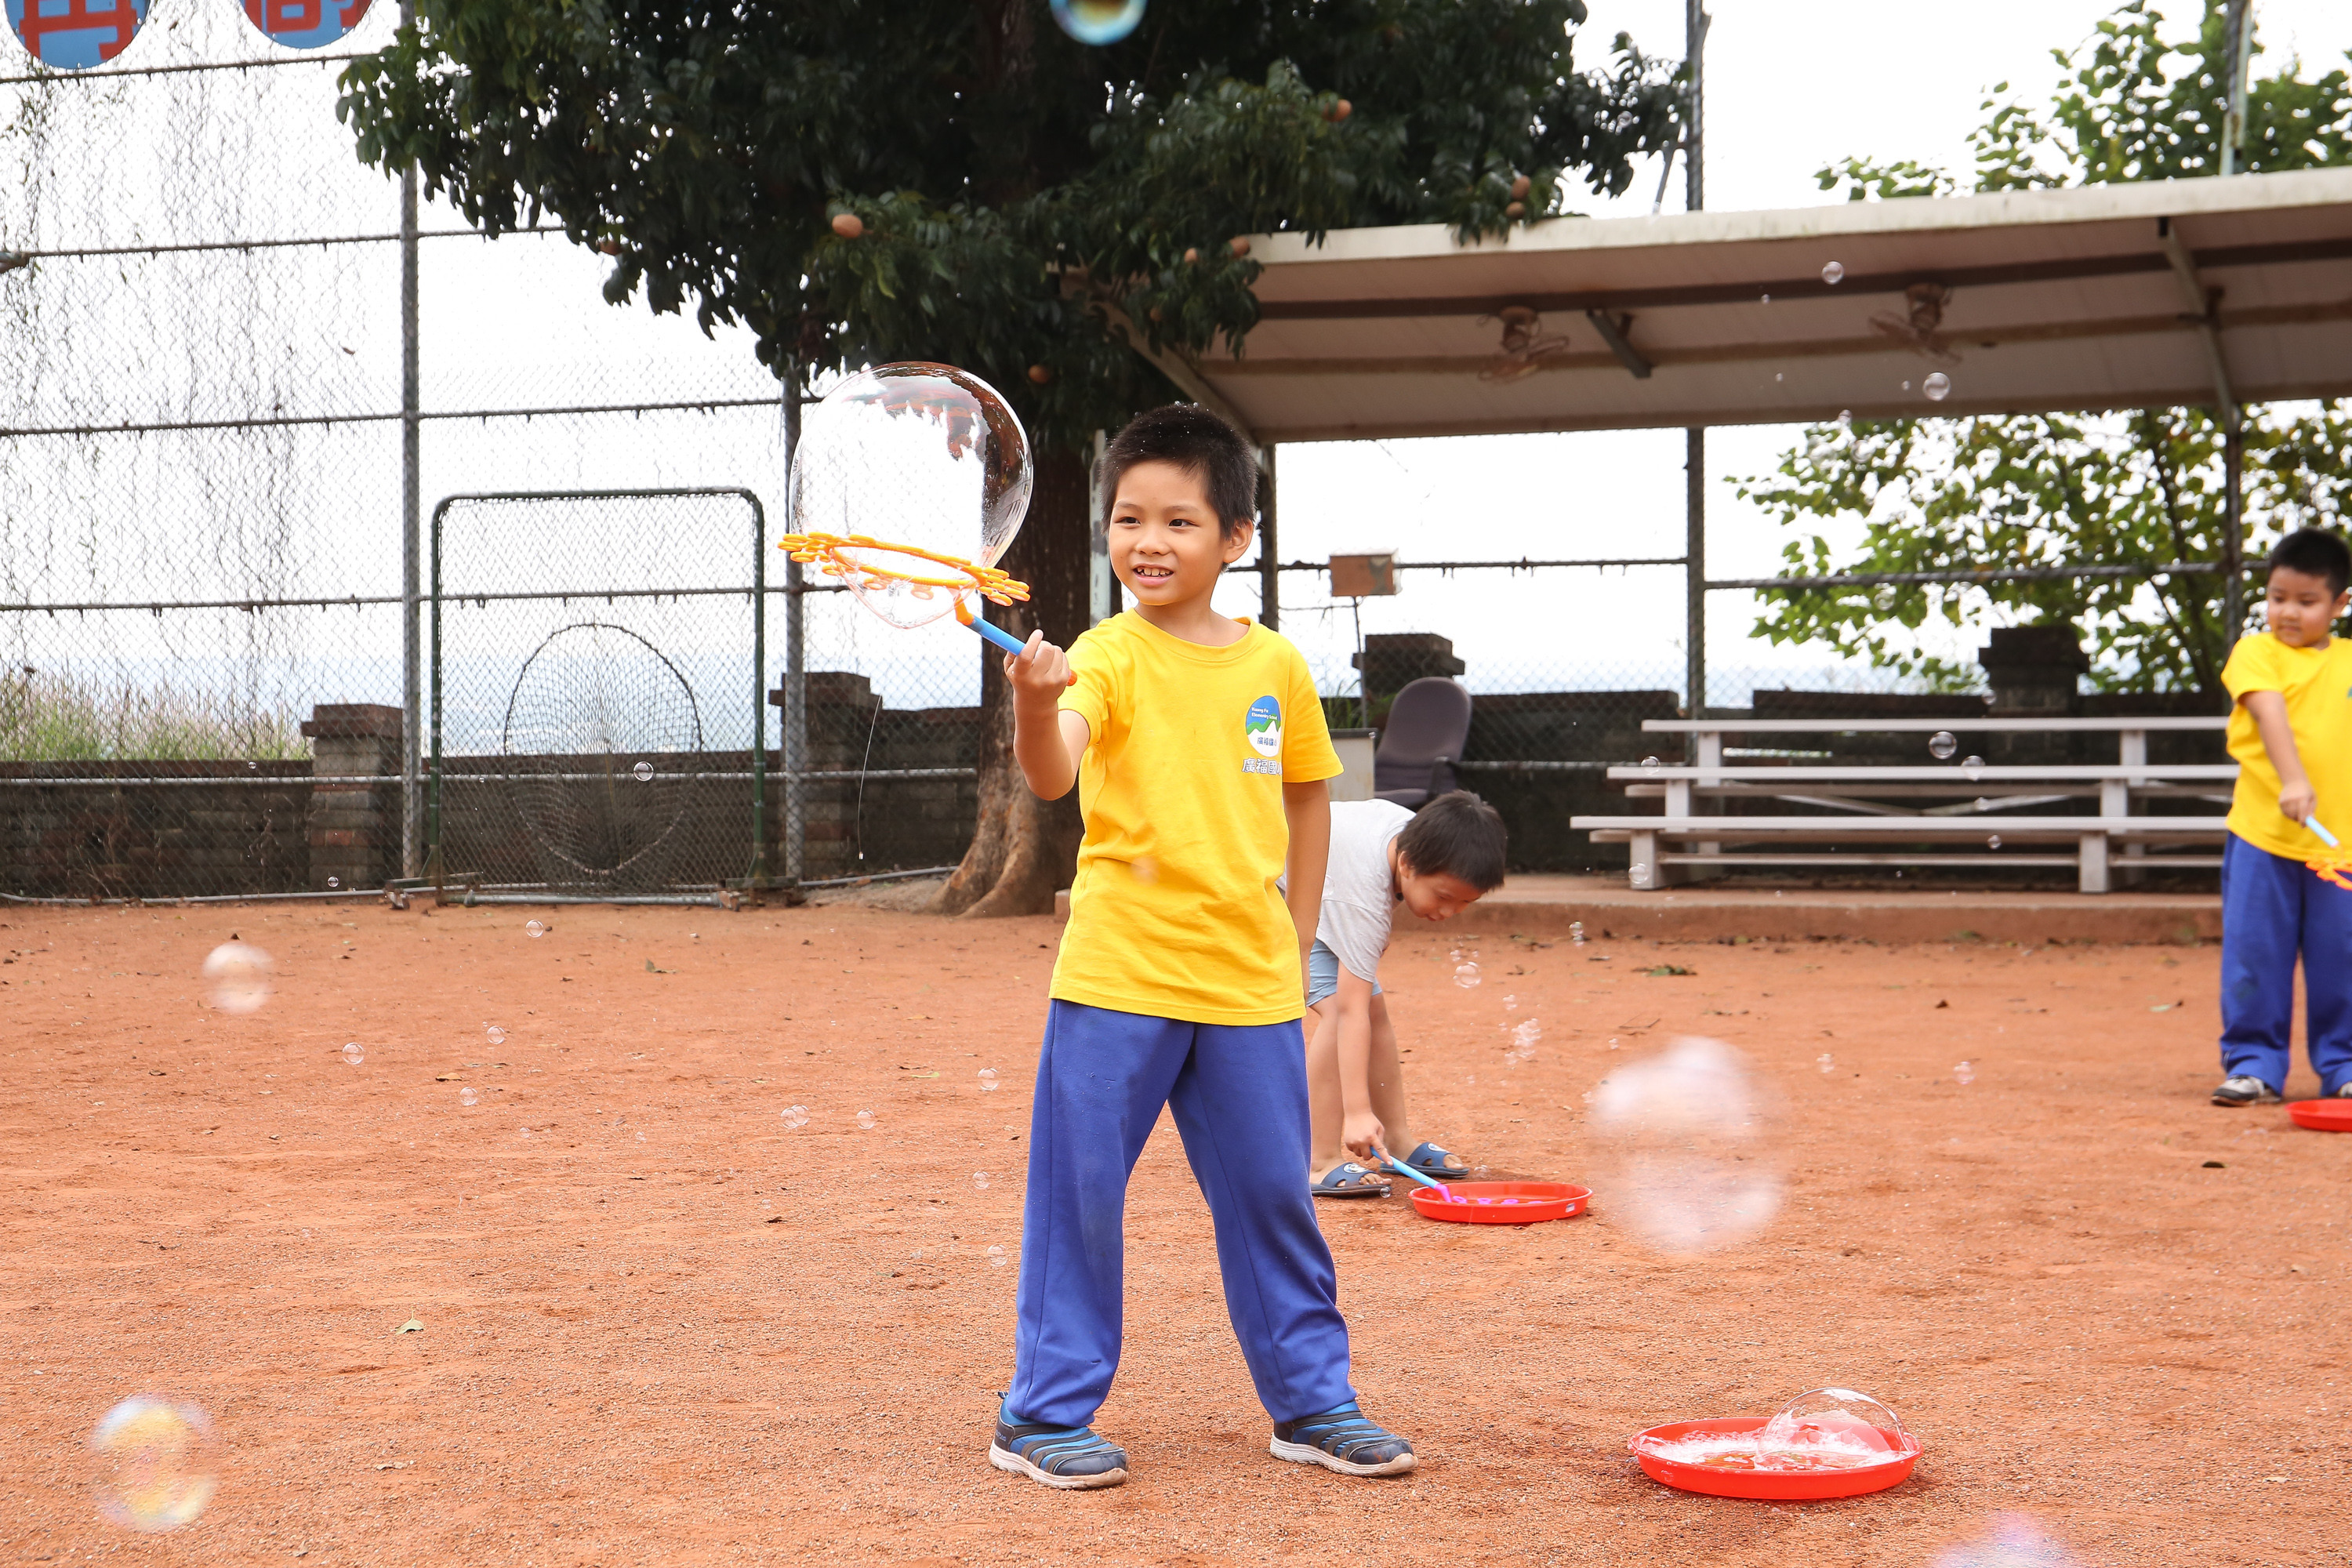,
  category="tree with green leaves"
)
[339,0,1680,912]
[1738,0,2352,696]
